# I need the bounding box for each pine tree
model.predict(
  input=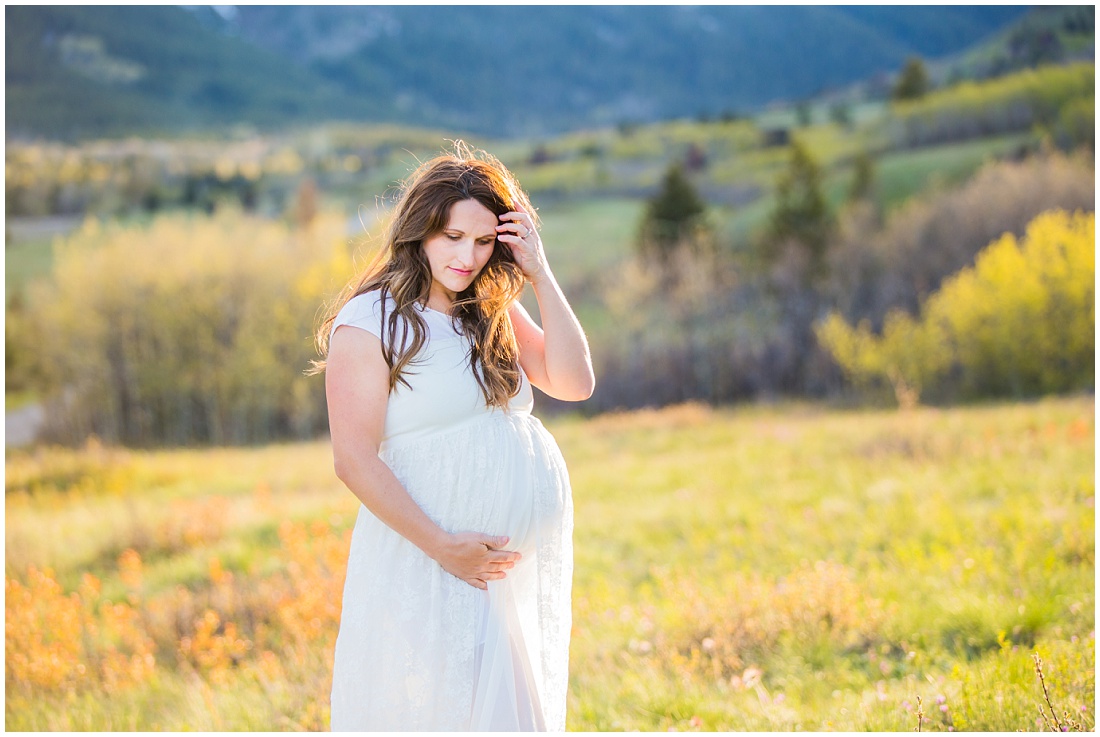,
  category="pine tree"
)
[848,150,875,202]
[893,57,930,101]
[638,162,707,261]
[766,140,832,276]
